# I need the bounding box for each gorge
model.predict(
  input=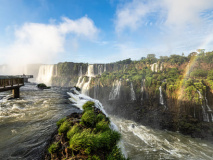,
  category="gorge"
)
[1,52,213,159]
